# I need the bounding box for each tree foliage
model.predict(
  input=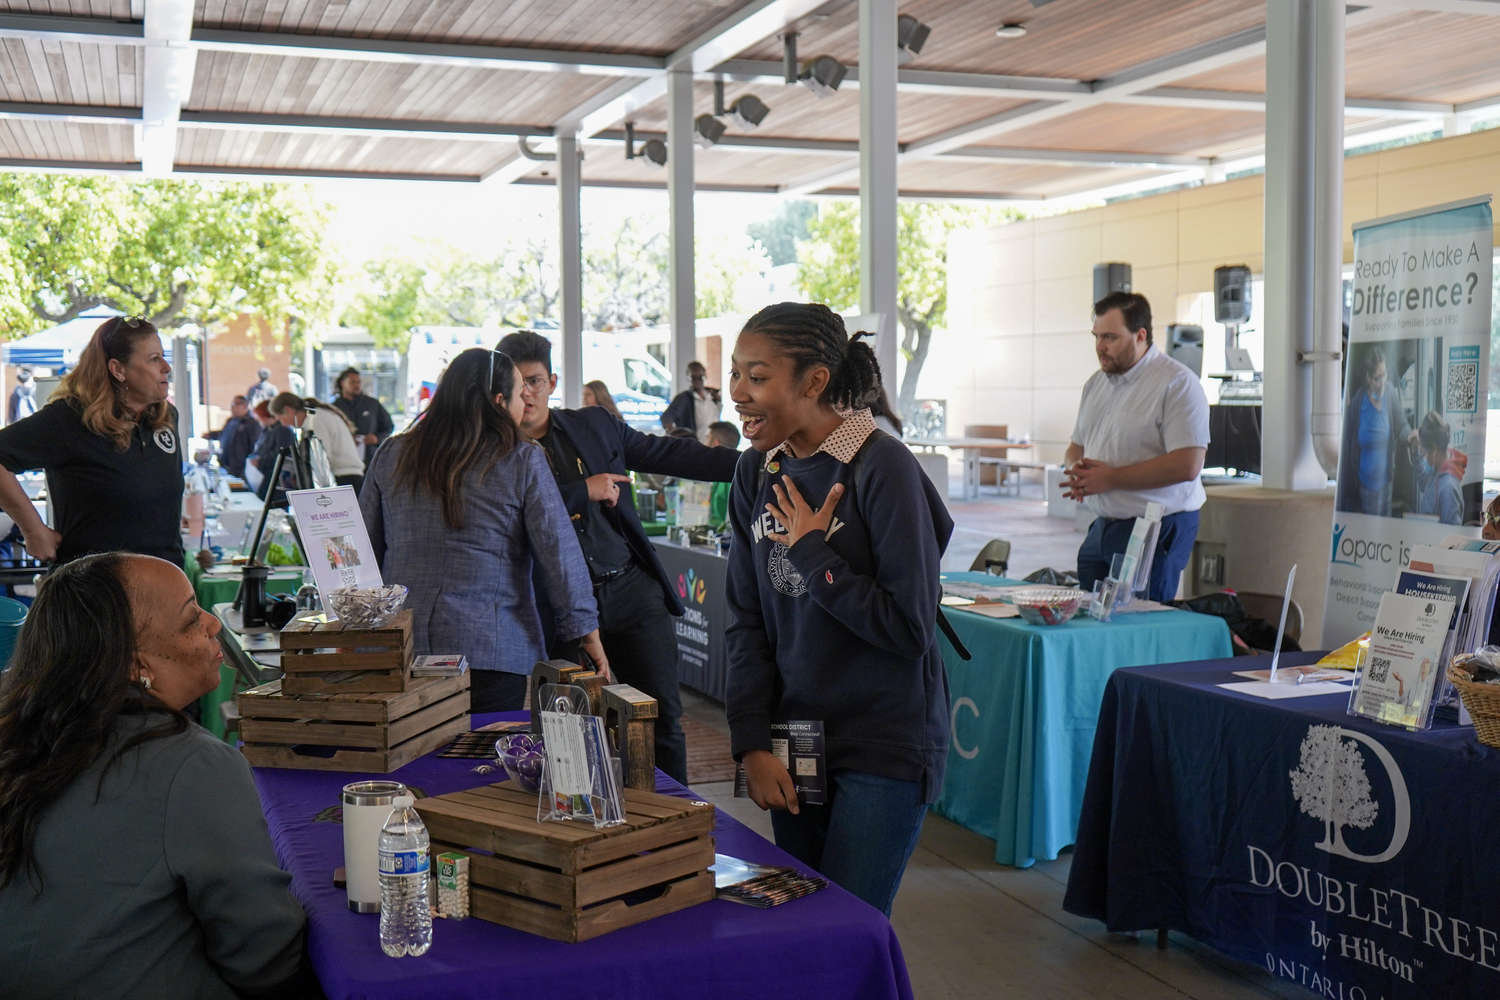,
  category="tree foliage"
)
[795,200,1020,422]
[747,200,817,267]
[0,175,335,336]
[697,233,772,320]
